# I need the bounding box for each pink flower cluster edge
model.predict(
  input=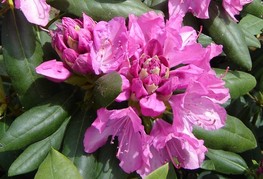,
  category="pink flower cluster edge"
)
[35,8,231,177]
